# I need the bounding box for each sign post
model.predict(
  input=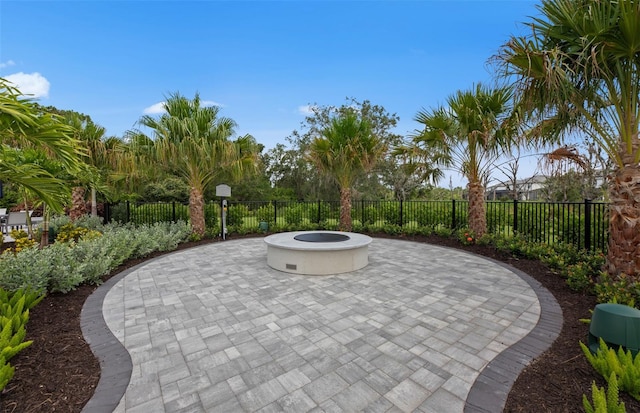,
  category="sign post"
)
[215,184,231,240]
